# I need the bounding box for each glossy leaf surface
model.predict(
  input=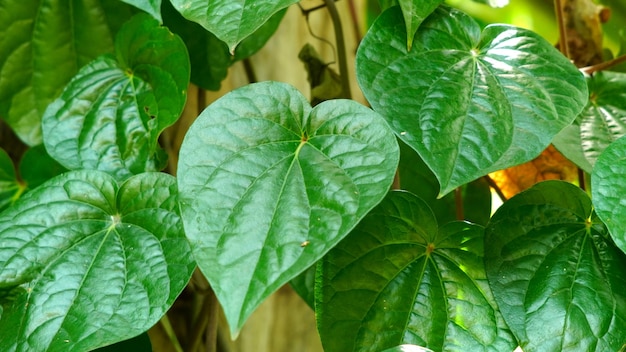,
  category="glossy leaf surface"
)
[169,0,297,52]
[357,6,588,196]
[555,71,626,170]
[592,135,626,254]
[0,0,133,145]
[177,81,399,336]
[0,171,195,352]
[485,180,626,352]
[316,191,515,352]
[381,345,434,352]
[42,14,189,181]
[398,0,442,50]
